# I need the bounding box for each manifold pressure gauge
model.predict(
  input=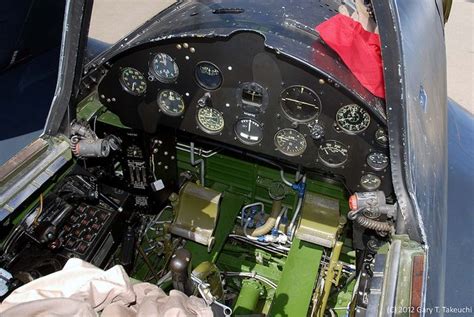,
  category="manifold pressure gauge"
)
[197,107,224,134]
